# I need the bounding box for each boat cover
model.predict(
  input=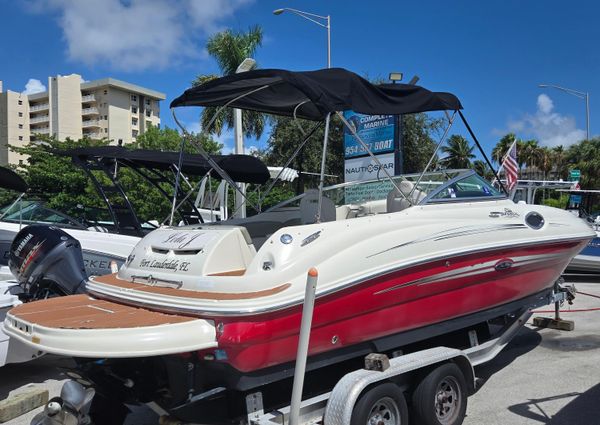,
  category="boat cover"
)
[170,68,463,120]
[0,167,28,193]
[56,146,270,184]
